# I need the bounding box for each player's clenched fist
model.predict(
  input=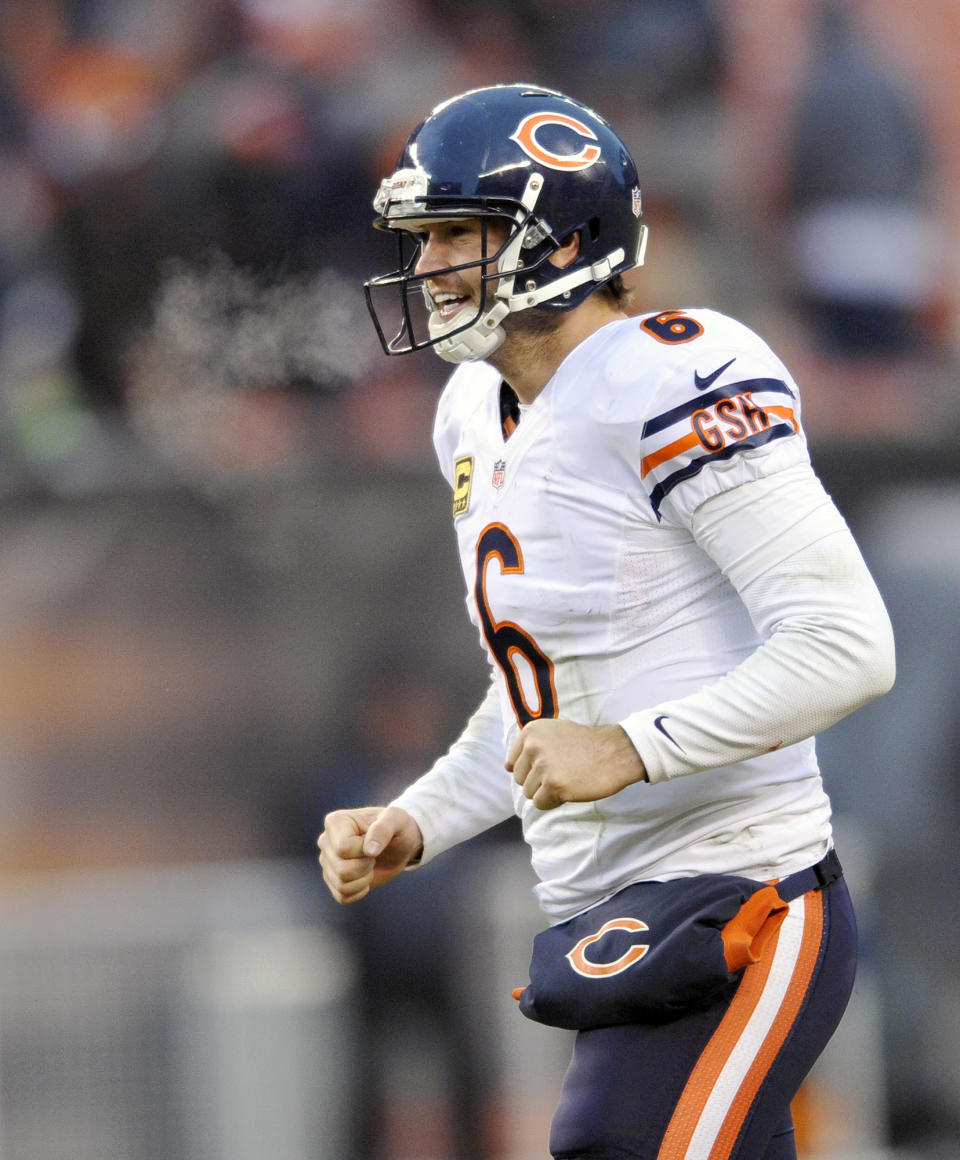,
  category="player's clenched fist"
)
[506,720,647,811]
[317,805,423,904]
